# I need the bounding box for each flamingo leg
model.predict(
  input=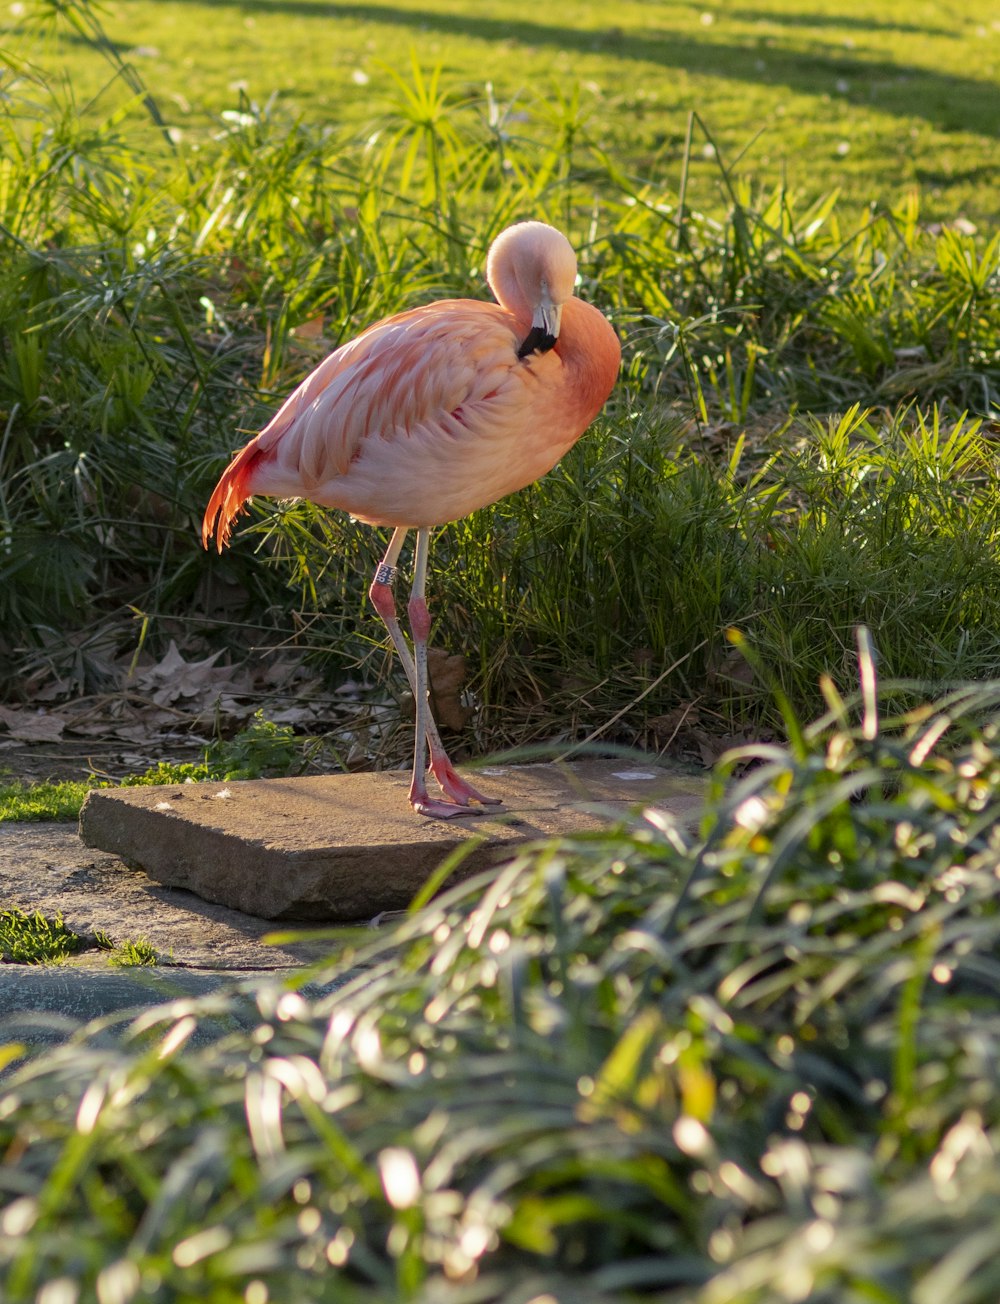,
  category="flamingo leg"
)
[368,528,500,817]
